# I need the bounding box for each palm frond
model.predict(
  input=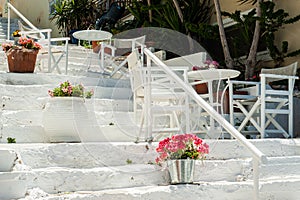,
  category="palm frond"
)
[237,0,257,5]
